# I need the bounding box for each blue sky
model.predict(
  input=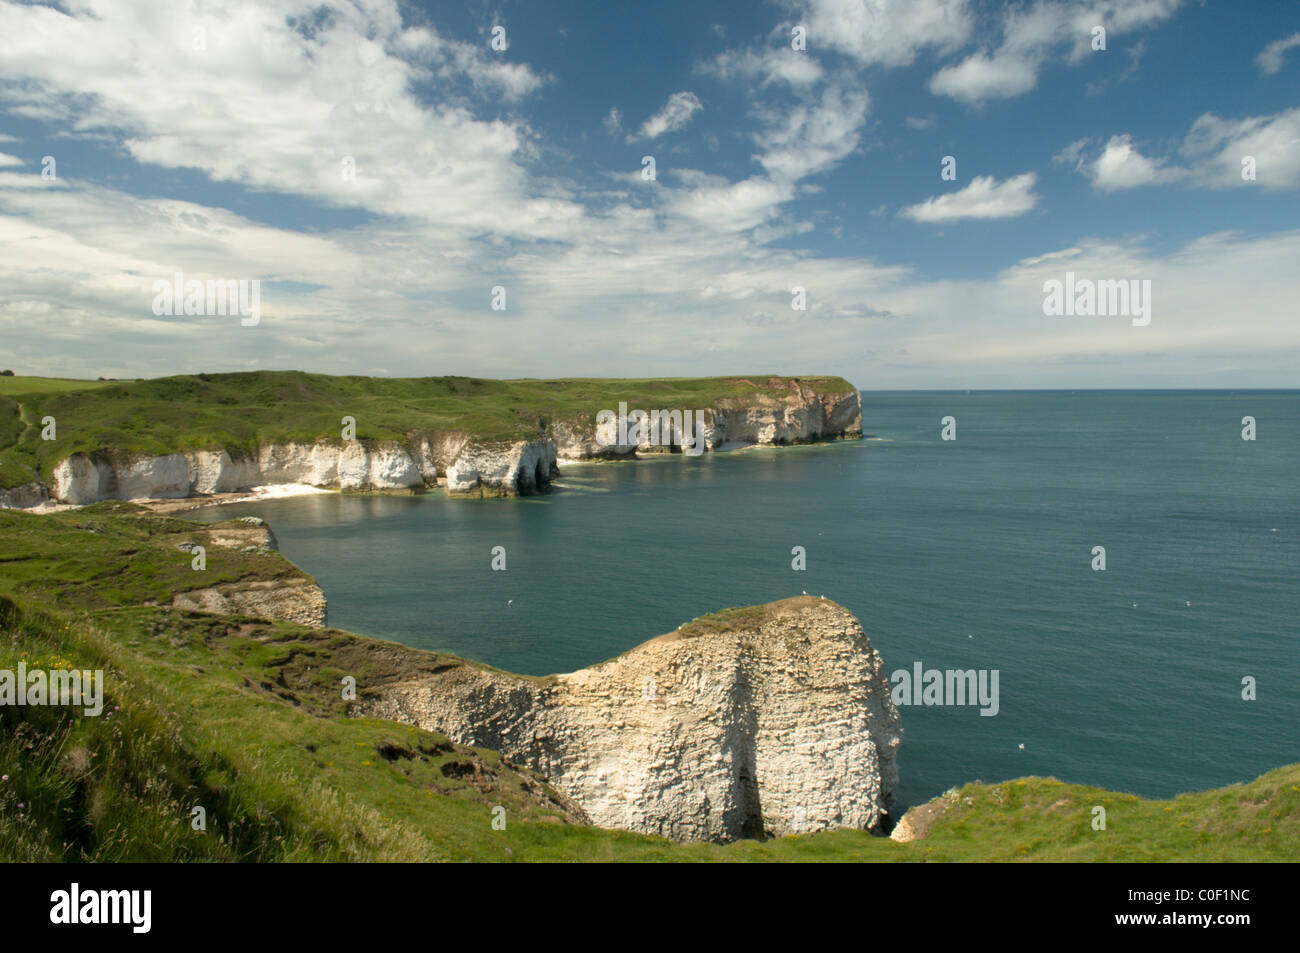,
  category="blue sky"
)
[1,0,1298,387]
